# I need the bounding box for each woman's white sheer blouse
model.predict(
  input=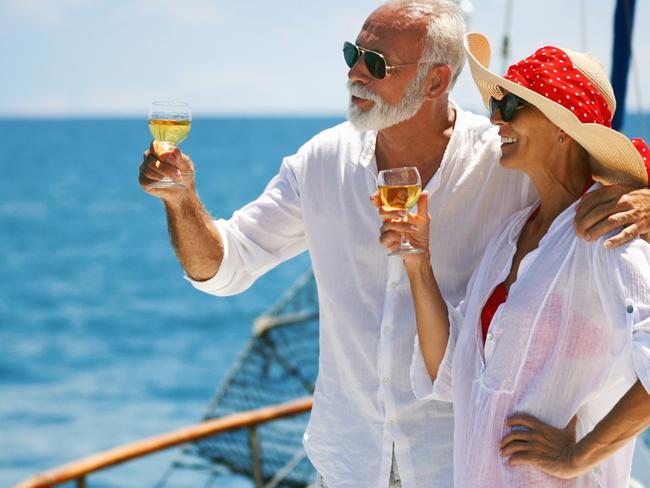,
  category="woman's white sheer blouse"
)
[411,194,650,487]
